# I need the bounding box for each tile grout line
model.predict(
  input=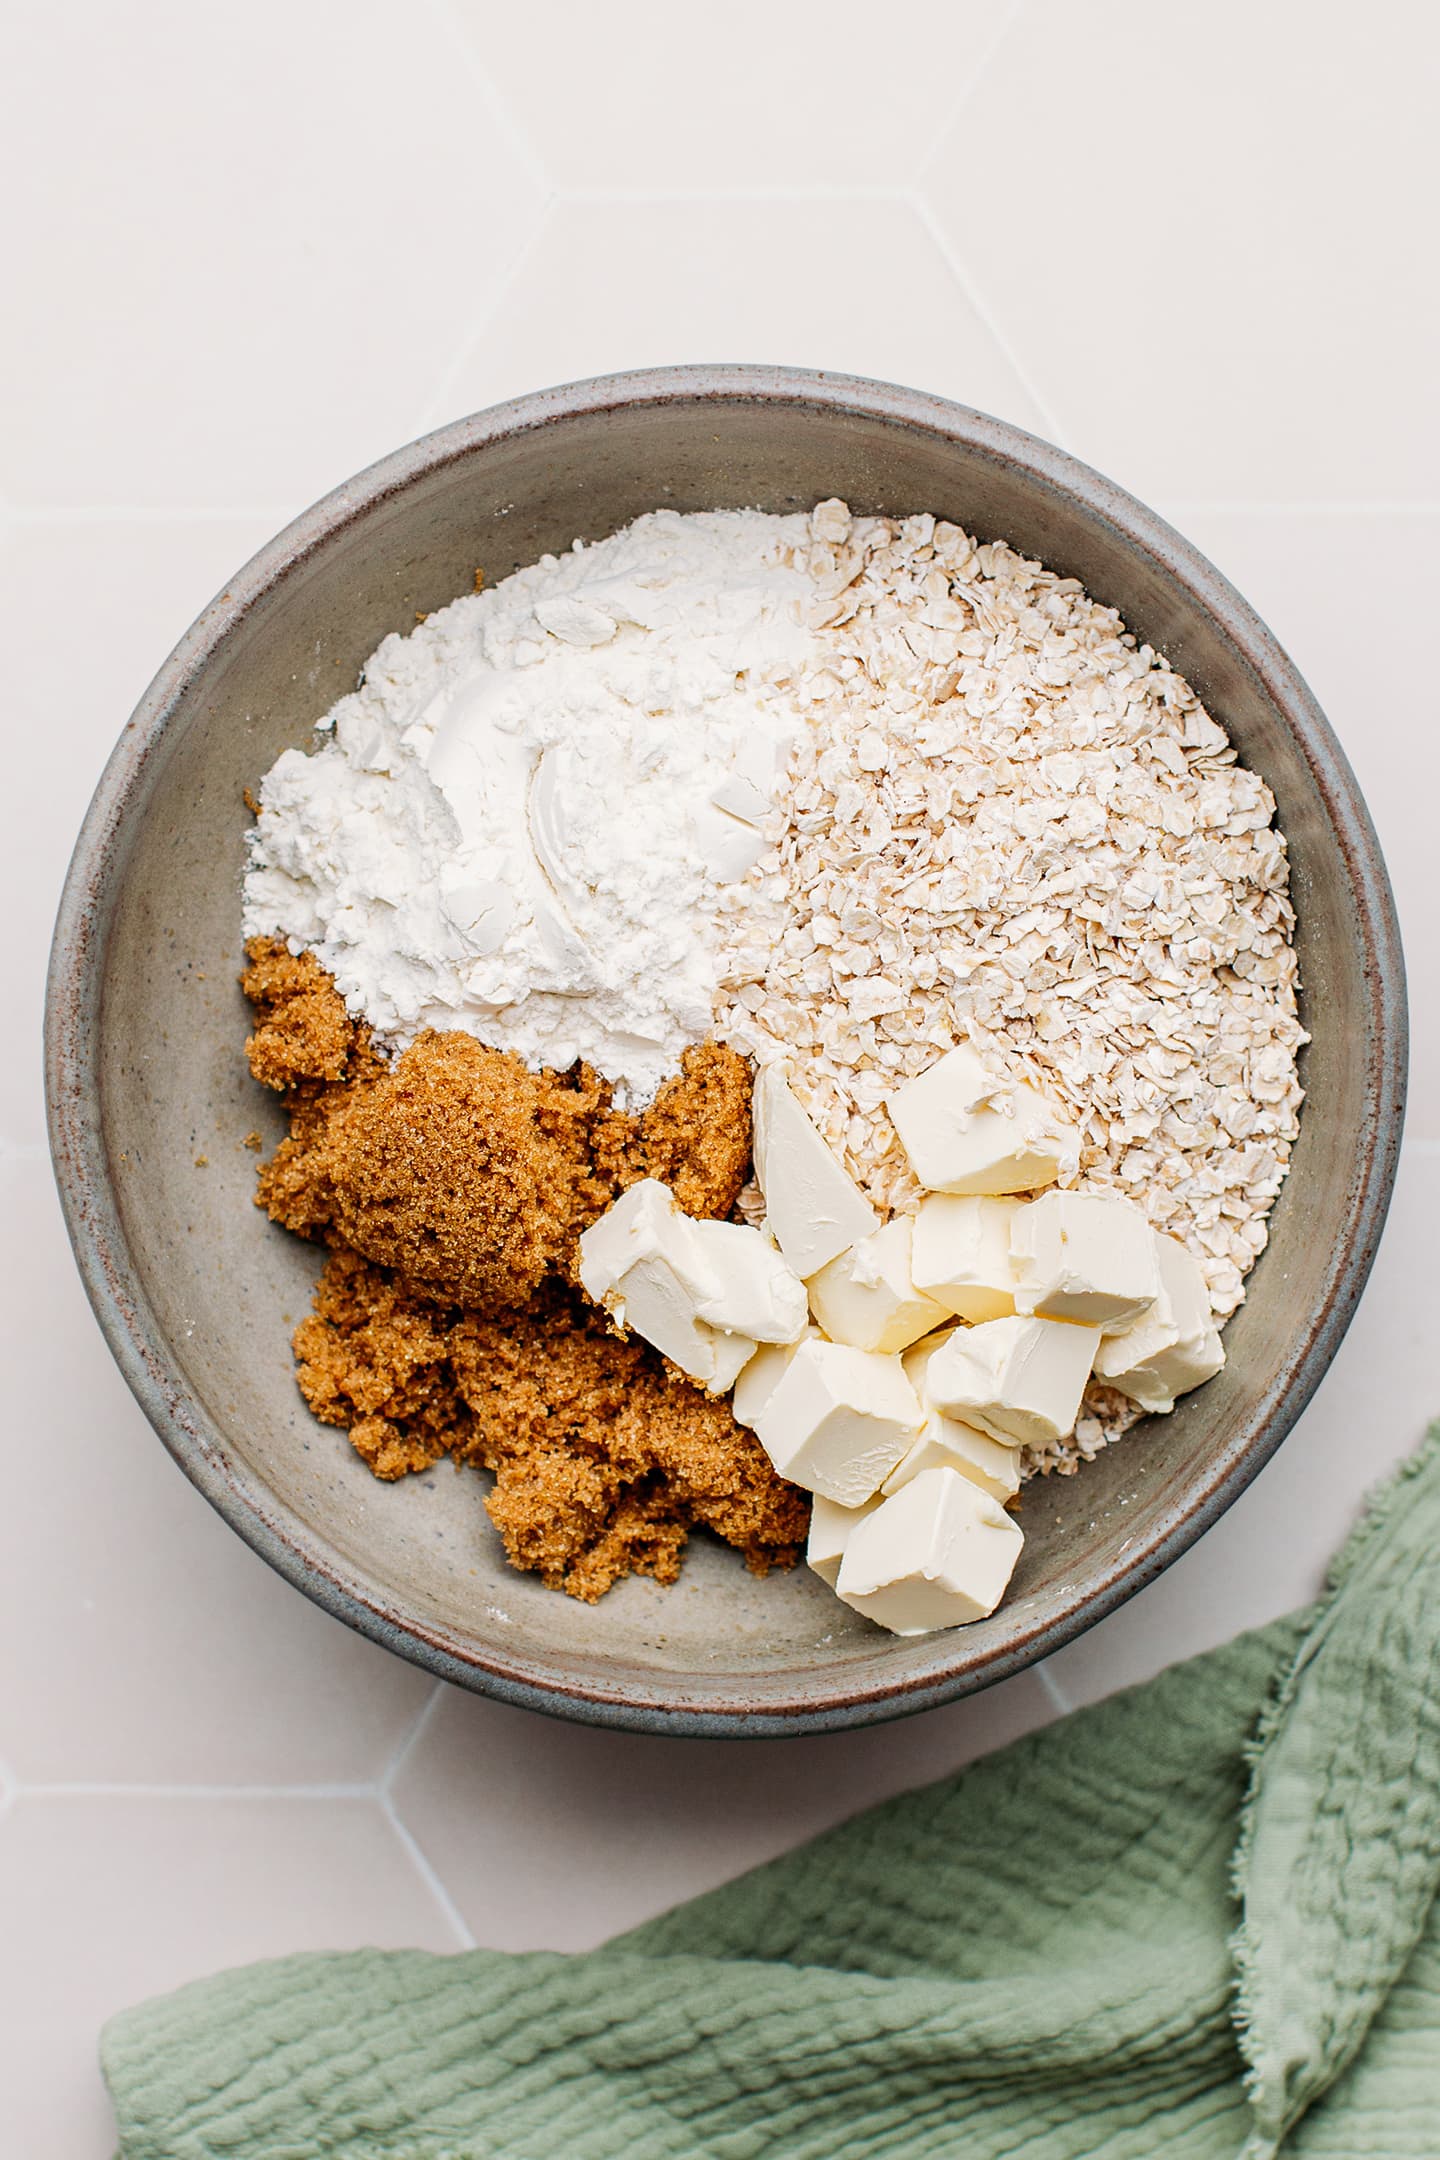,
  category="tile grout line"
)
[376,1684,478,1950]
[414,0,558,445]
[1160,501,1440,518]
[1034,1660,1073,1718]
[381,1793,478,1952]
[19,1781,379,1801]
[380,1680,448,1798]
[906,189,1071,450]
[6,505,297,526]
[555,182,917,206]
[414,190,562,435]
[909,0,1029,180]
[423,0,551,201]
